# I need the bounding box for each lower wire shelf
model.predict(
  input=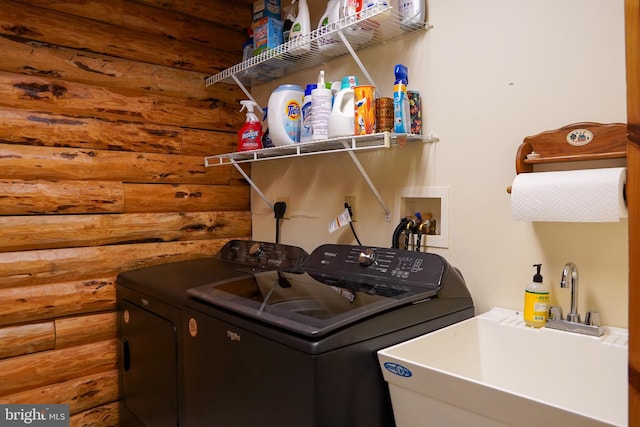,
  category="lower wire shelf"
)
[204,132,439,222]
[204,132,438,166]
